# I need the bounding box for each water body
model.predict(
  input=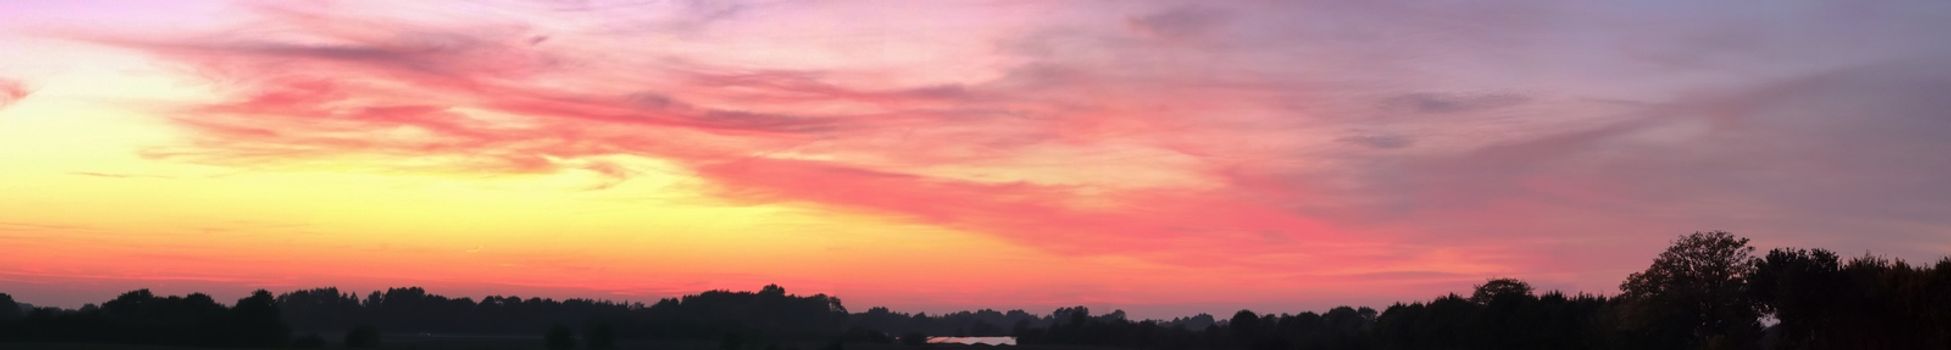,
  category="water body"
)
[926,336,1017,346]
